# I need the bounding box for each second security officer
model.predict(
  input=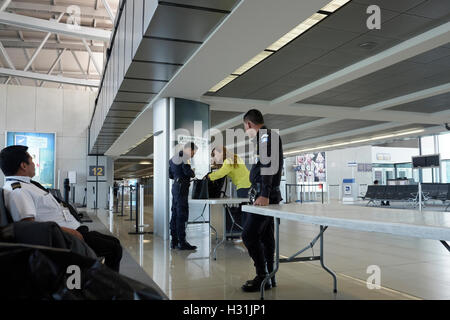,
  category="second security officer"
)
[169,142,198,250]
[241,109,283,292]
